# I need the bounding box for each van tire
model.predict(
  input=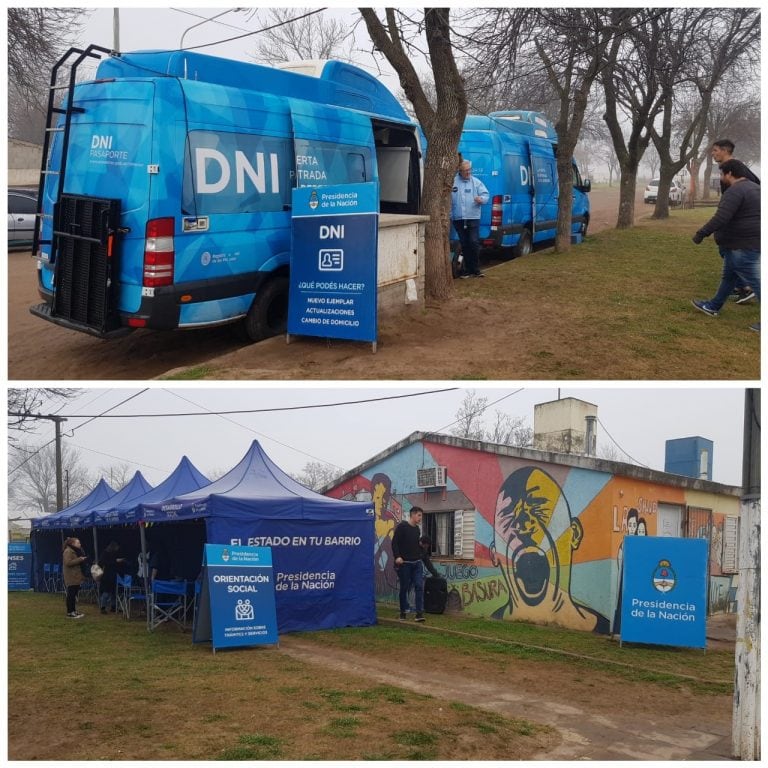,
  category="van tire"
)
[239,276,289,342]
[512,228,532,259]
[451,247,463,278]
